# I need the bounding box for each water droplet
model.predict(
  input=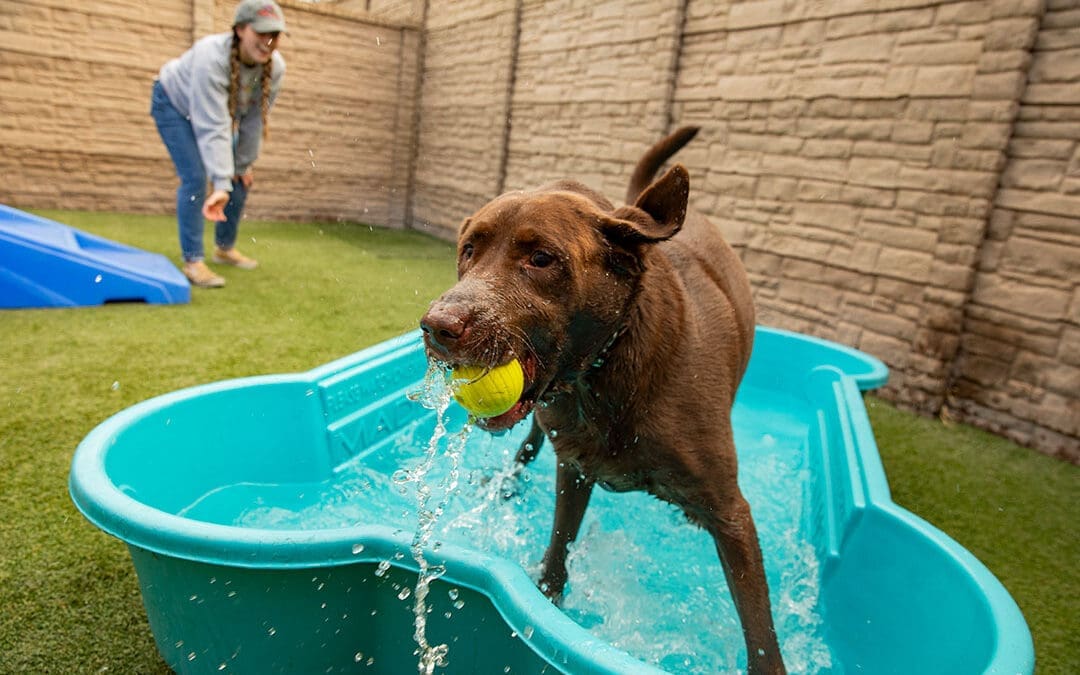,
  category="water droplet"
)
[111,381,120,391]
[352,543,365,554]
[354,652,364,662]
[187,652,197,661]
[398,587,411,600]
[267,627,276,636]
[522,625,534,639]
[94,274,103,283]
